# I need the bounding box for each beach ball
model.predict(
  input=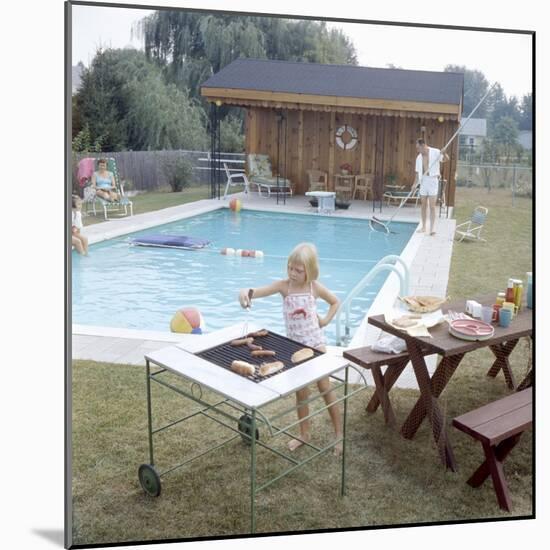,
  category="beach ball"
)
[170,307,203,334]
[229,198,242,212]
